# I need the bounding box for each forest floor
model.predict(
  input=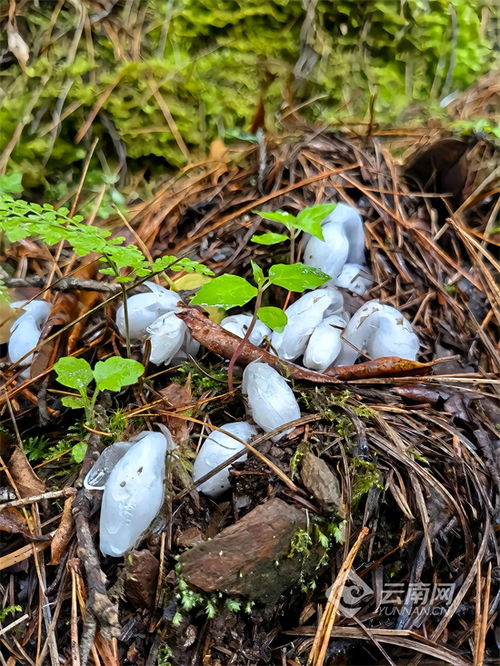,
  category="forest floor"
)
[0,117,499,666]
